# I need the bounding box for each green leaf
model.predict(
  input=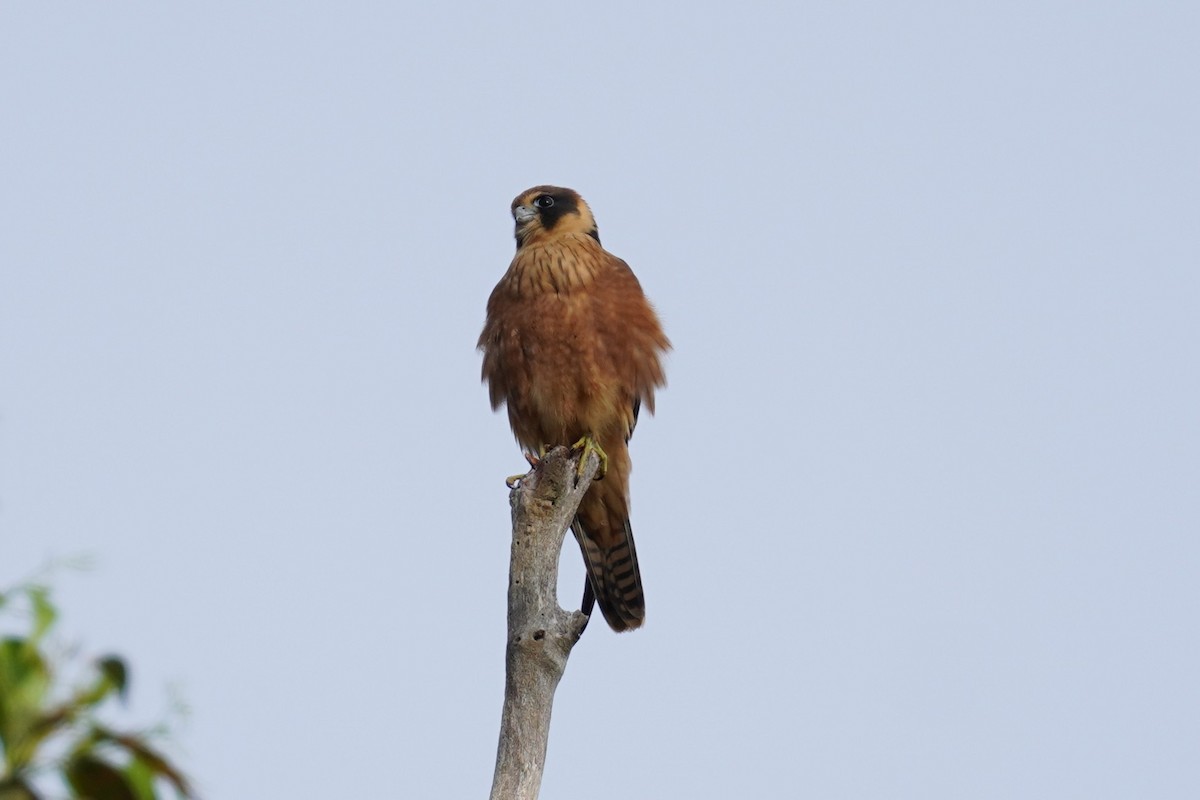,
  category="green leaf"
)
[96,657,129,704]
[65,754,138,800]
[0,638,51,705]
[8,705,77,775]
[0,637,52,767]
[27,587,57,644]
[76,655,130,710]
[0,776,43,800]
[92,727,195,799]
[1,581,193,800]
[123,757,157,800]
